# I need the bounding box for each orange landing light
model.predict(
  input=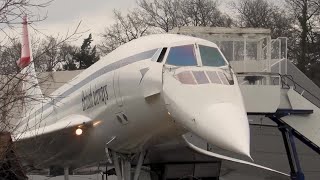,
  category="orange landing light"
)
[93,121,102,127]
[75,128,83,136]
